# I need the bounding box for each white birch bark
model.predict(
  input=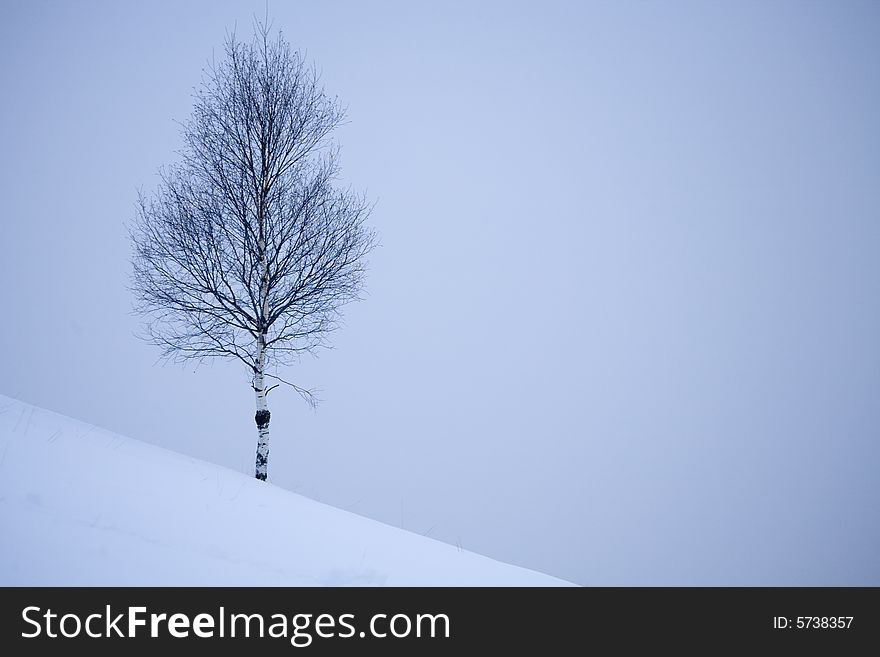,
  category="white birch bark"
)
[253,332,270,481]
[254,180,272,481]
